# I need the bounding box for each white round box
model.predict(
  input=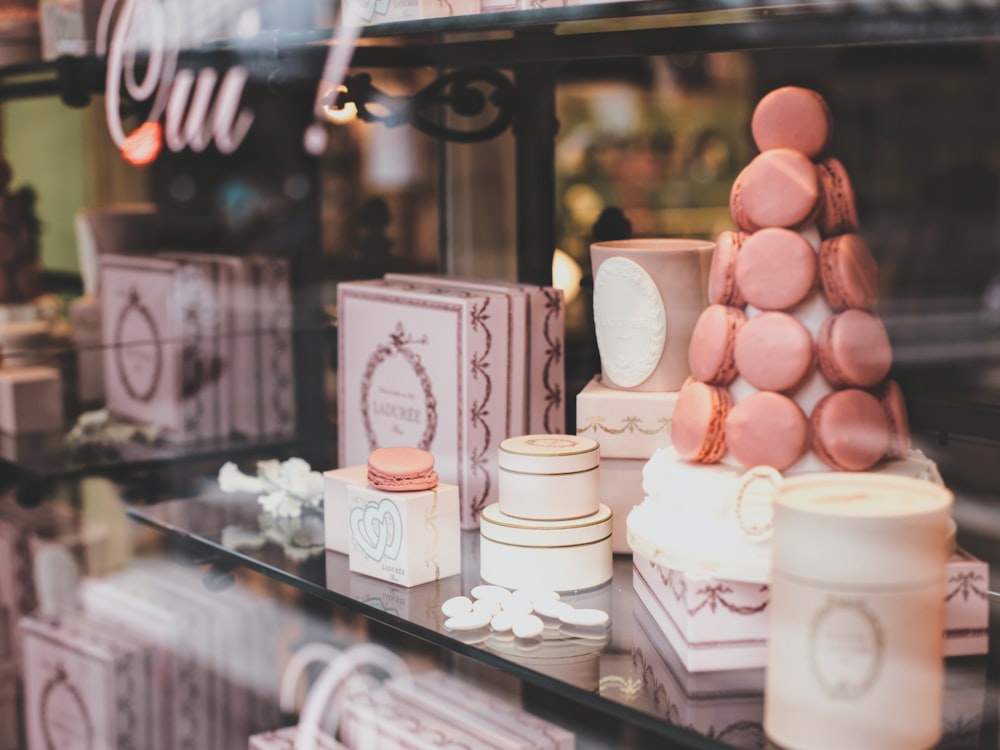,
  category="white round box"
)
[498,434,600,521]
[765,474,953,750]
[479,502,613,593]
